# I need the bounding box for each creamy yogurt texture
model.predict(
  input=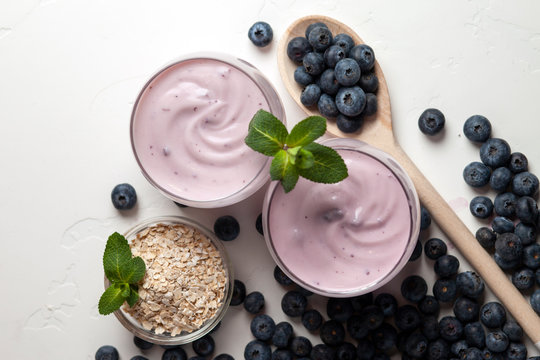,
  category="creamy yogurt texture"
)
[268,148,413,293]
[132,58,270,201]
